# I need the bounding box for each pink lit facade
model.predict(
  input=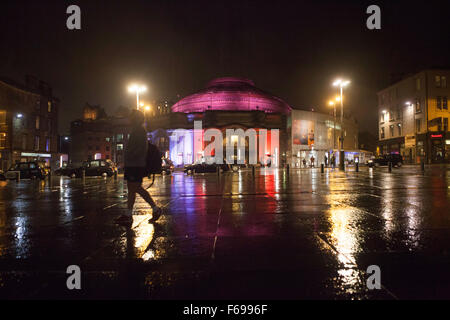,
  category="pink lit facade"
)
[171,77,292,114]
